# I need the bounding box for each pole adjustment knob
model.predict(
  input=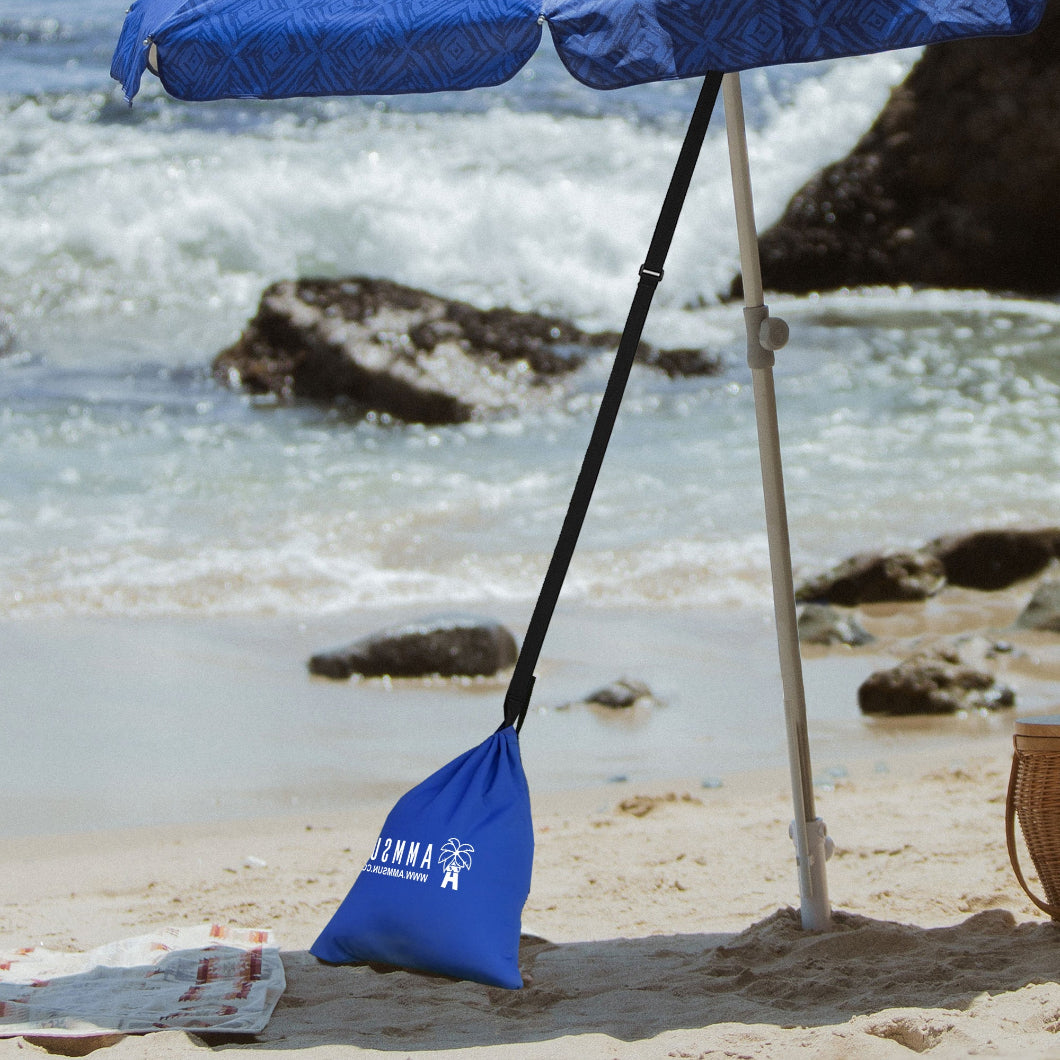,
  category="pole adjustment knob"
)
[759,315,789,351]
